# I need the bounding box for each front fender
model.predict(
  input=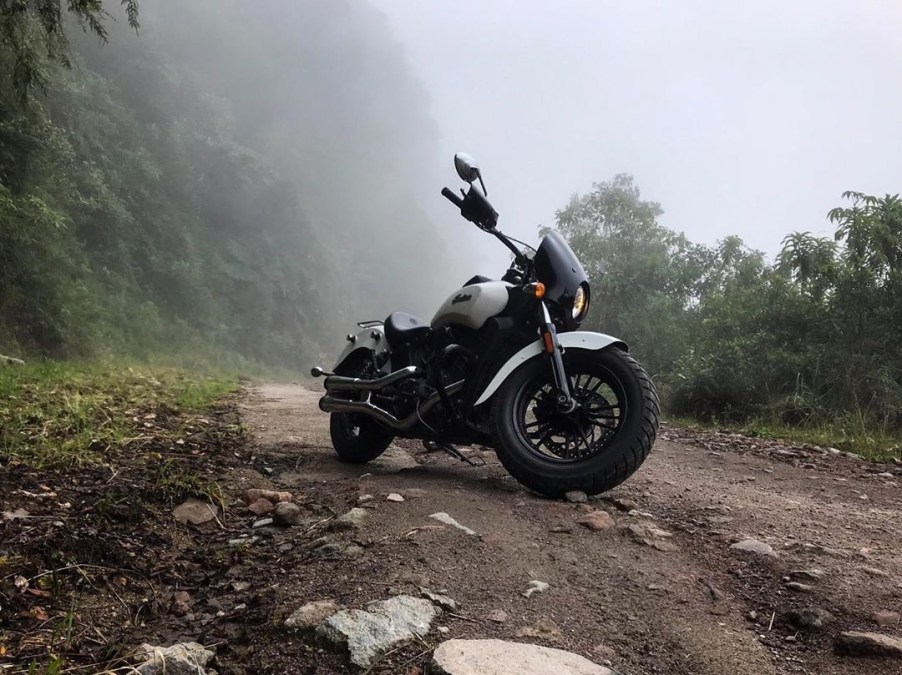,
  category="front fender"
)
[473,331,628,407]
